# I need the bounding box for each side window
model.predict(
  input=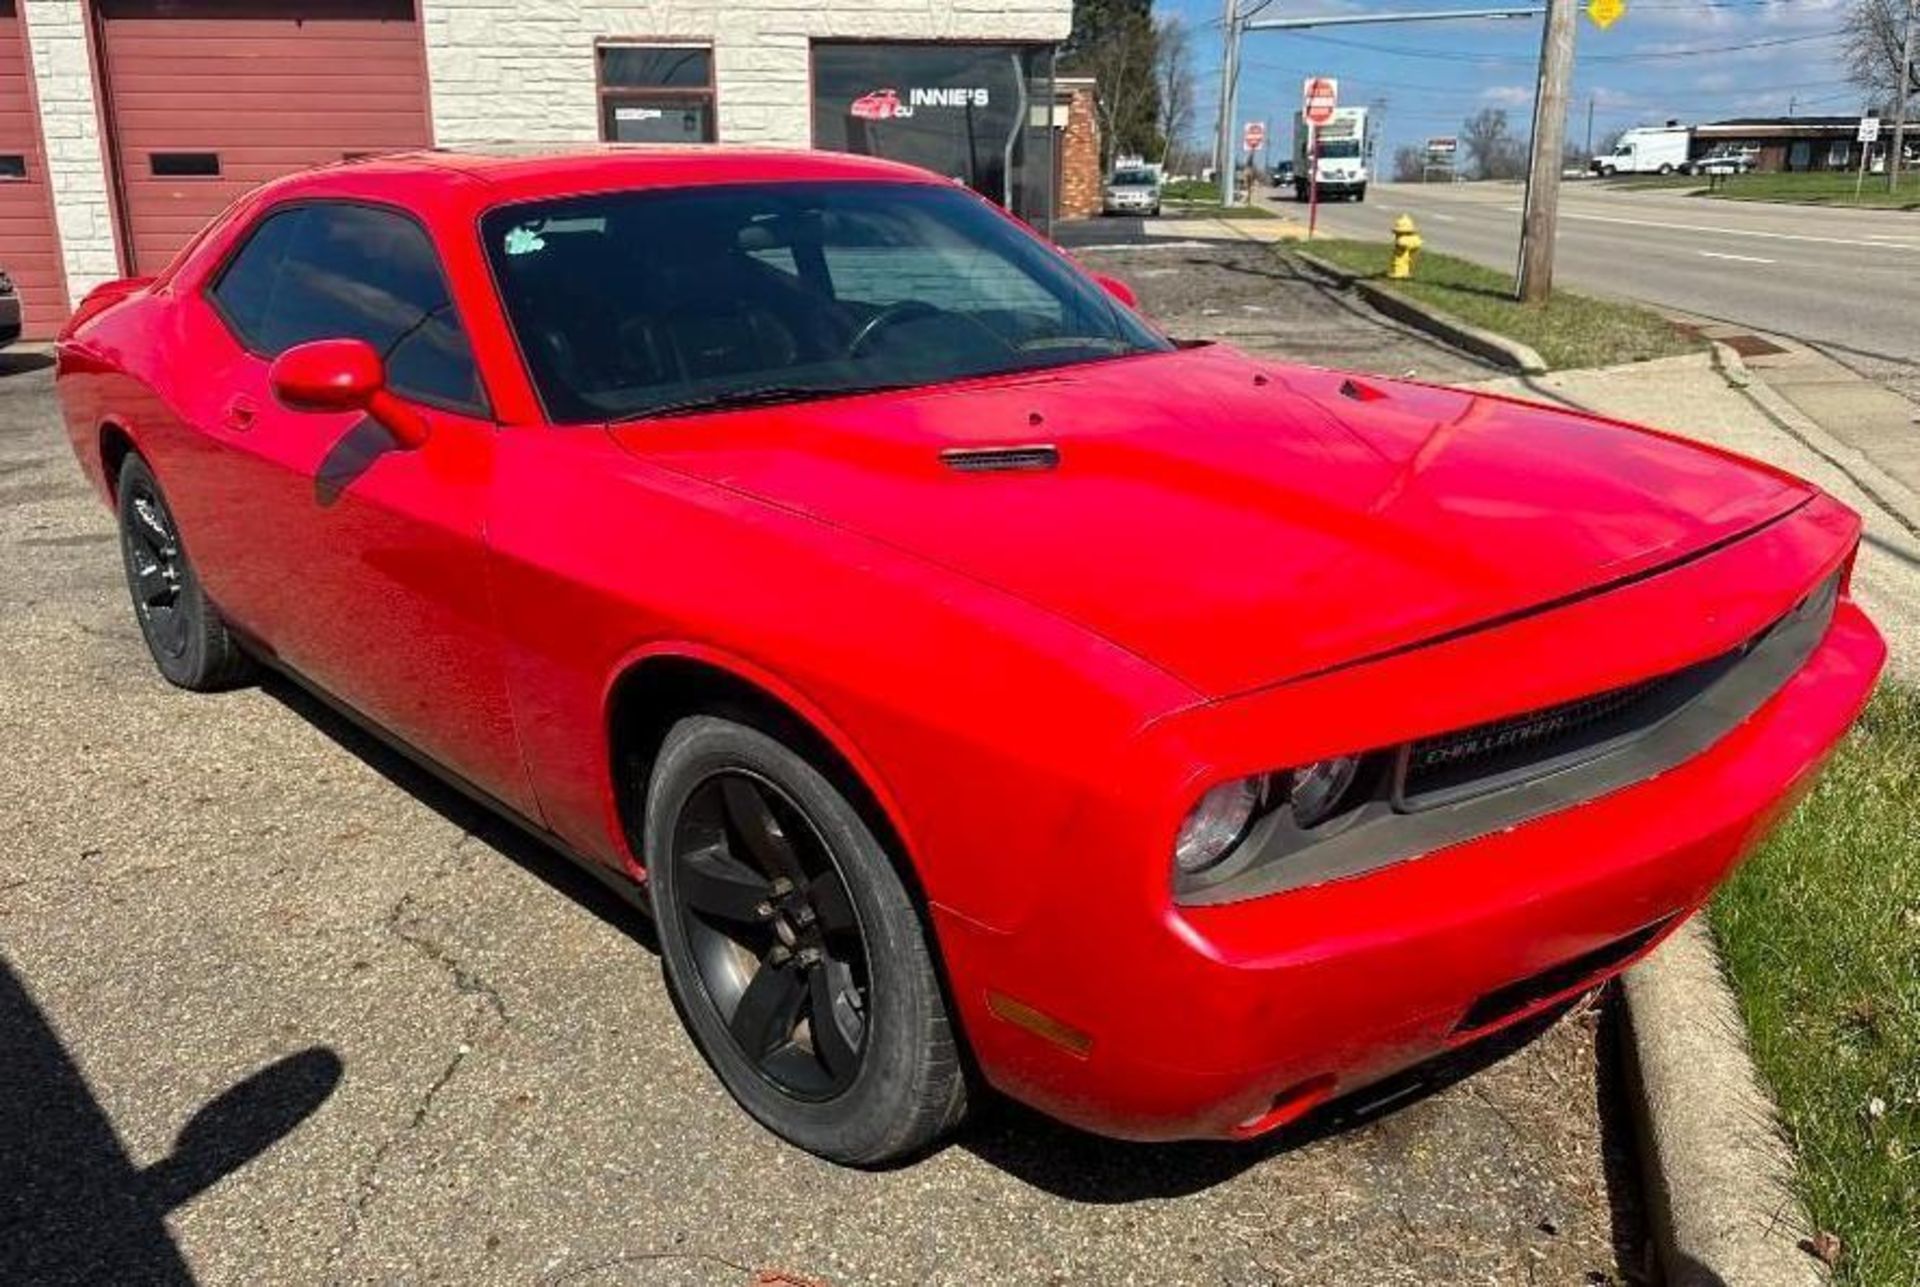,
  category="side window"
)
[208,203,486,416]
[207,208,302,345]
